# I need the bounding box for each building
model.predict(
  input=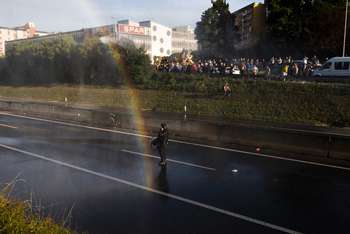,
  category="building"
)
[140,20,172,58]
[4,20,198,62]
[0,22,49,56]
[233,2,266,50]
[172,26,198,54]
[99,20,172,60]
[113,20,151,52]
